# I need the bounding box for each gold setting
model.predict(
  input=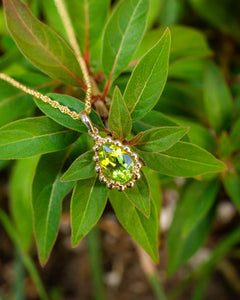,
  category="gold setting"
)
[92,135,141,191]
